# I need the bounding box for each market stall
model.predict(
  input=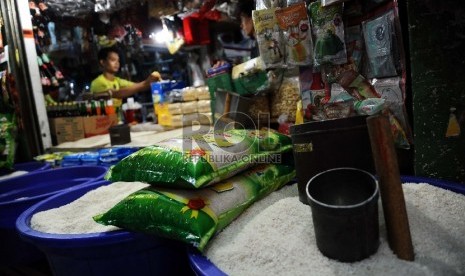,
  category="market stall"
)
[1,0,464,275]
